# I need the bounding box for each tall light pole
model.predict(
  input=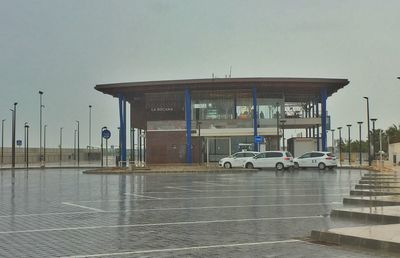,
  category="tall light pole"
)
[276,103,280,150]
[44,124,47,165]
[330,129,335,154]
[337,127,342,167]
[371,118,377,161]
[280,119,286,151]
[363,97,371,166]
[11,102,17,169]
[357,121,363,166]
[24,122,29,168]
[59,127,63,165]
[39,91,44,167]
[1,119,5,166]
[347,124,352,165]
[76,121,80,166]
[88,105,92,158]
[74,129,77,162]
